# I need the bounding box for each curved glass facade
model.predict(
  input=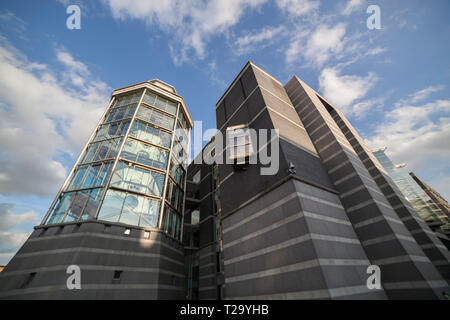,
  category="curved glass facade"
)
[44,84,191,242]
